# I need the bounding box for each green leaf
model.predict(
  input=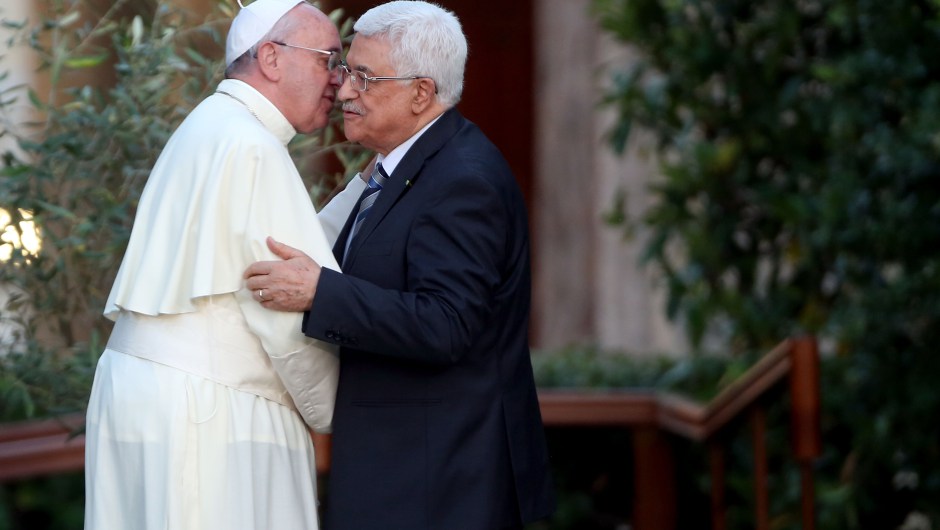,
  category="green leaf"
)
[63,52,110,69]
